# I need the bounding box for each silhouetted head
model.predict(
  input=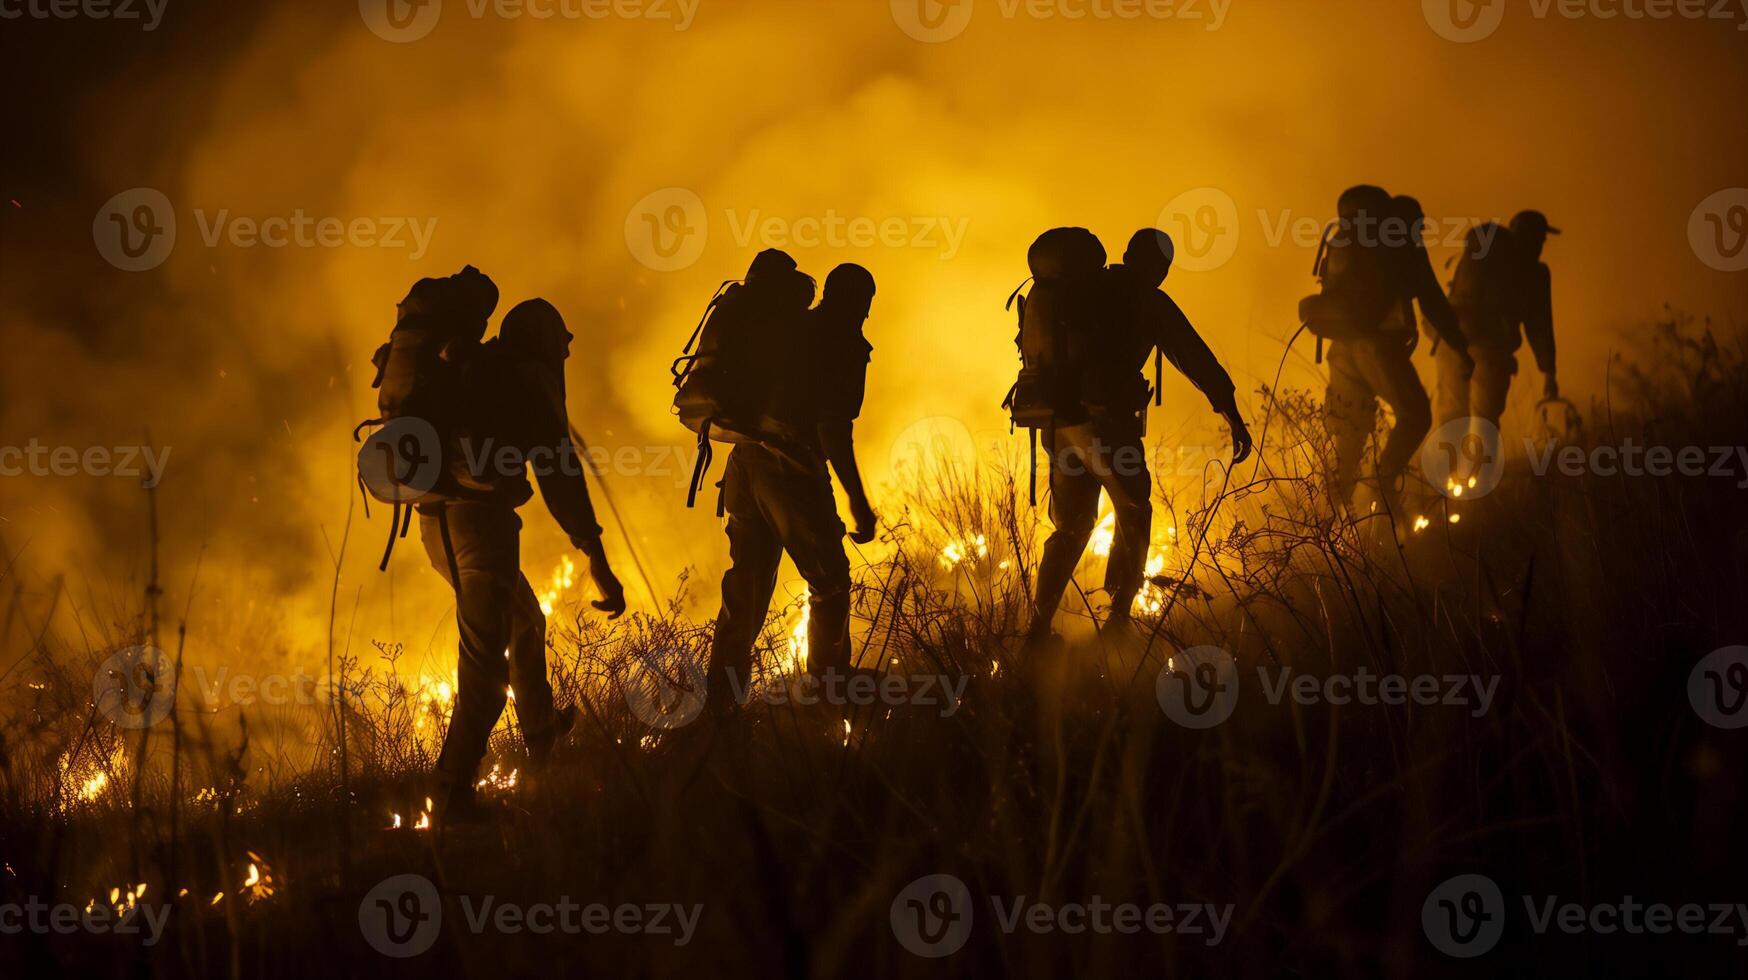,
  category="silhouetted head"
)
[747,248,799,280]
[820,263,877,321]
[1508,210,1559,261]
[1028,227,1106,280]
[1465,222,1516,264]
[500,298,573,366]
[398,265,500,342]
[740,248,816,311]
[1388,195,1427,249]
[1122,228,1175,287]
[1336,184,1392,225]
